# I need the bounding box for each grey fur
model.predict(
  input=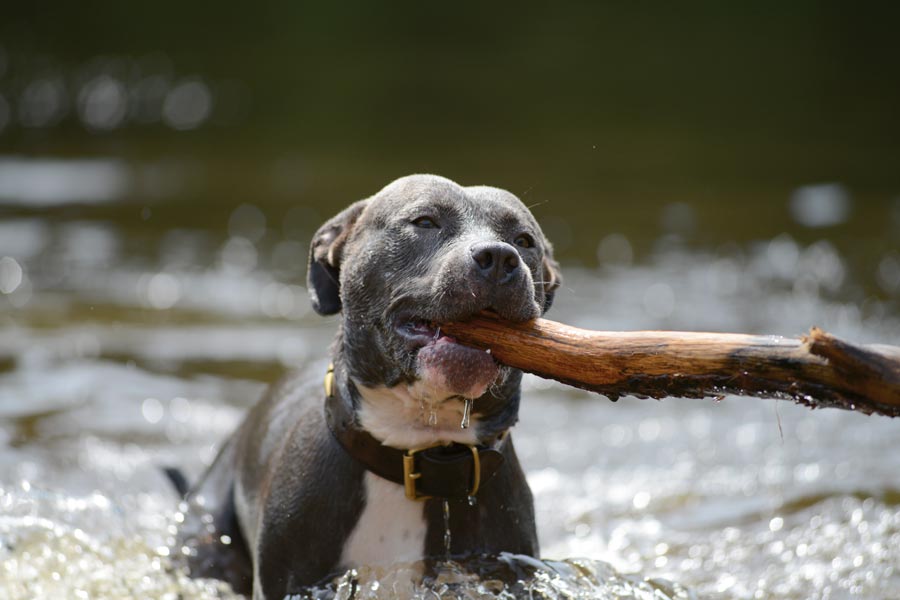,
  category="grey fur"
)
[180,174,561,599]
